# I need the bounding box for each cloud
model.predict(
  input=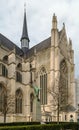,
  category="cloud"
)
[0,0,79,77]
